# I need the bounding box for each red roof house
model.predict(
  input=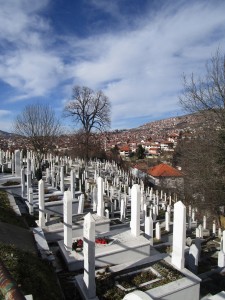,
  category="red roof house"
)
[147,163,184,191]
[148,163,182,177]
